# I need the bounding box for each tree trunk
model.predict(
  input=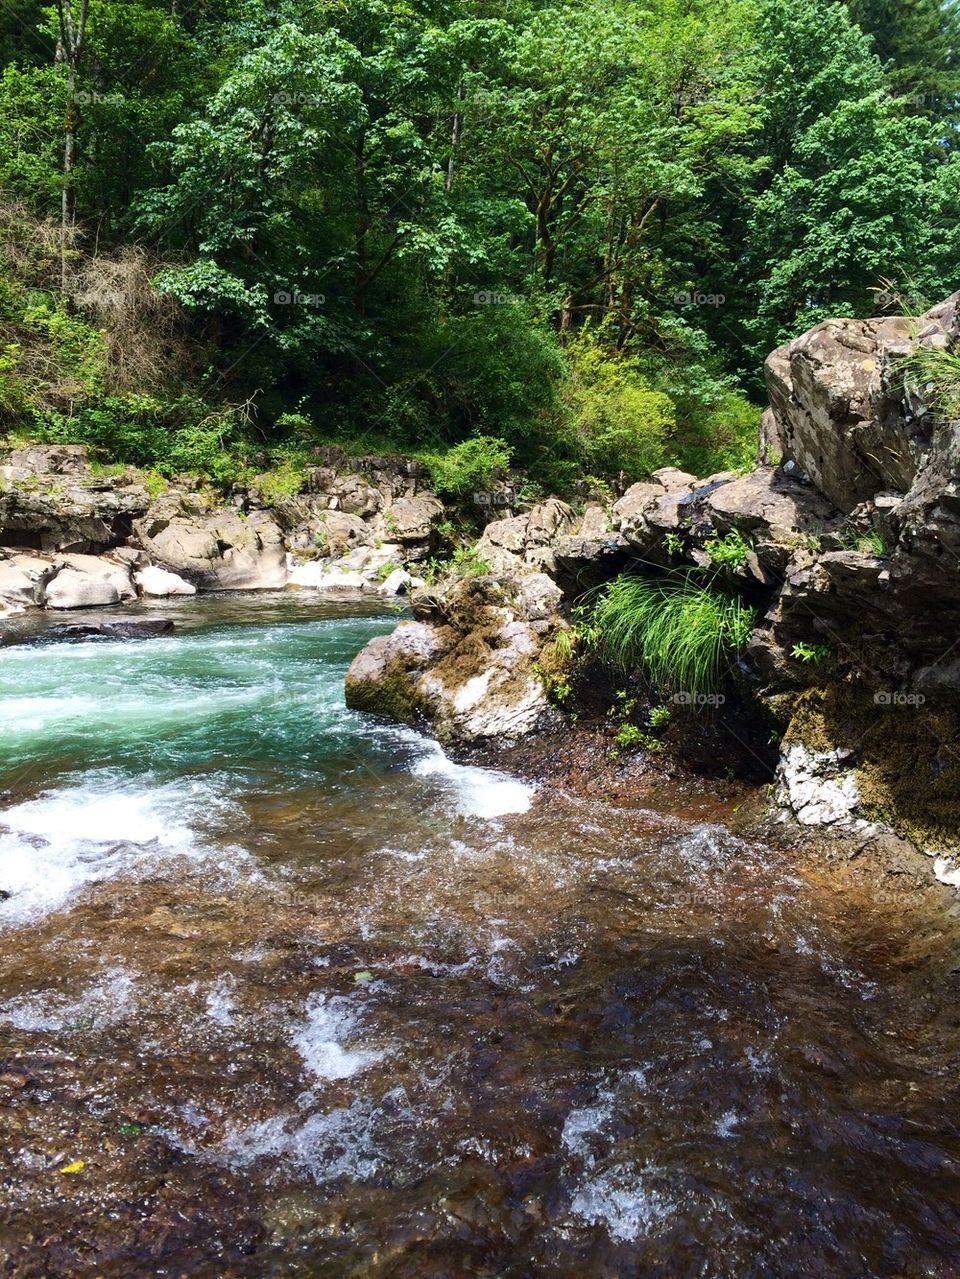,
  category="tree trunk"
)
[56,0,89,295]
[445,80,465,193]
